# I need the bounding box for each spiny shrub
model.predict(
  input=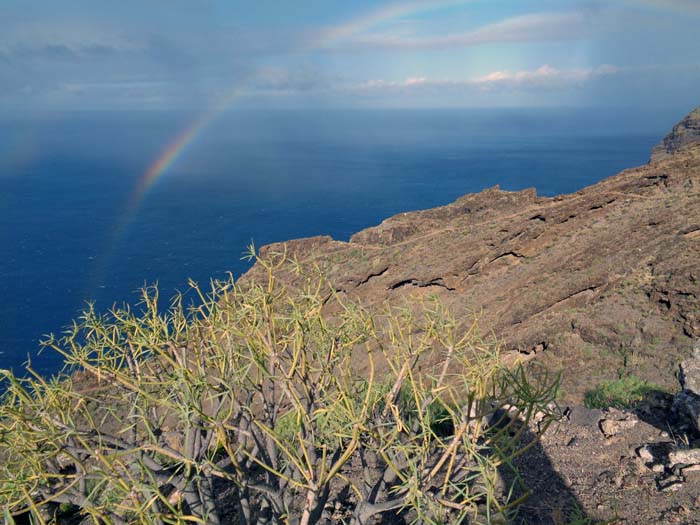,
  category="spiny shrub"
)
[1,251,560,525]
